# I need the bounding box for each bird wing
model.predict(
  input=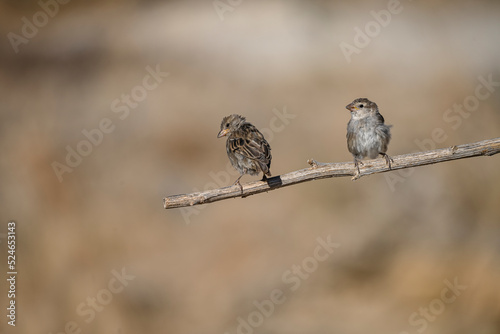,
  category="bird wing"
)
[375,111,385,124]
[374,112,391,140]
[228,124,272,172]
